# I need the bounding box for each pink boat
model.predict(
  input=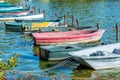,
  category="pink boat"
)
[32,29,105,45]
[9,10,30,16]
